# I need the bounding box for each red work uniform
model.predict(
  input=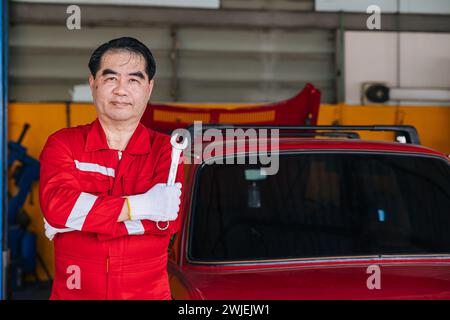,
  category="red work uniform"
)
[39,118,184,300]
